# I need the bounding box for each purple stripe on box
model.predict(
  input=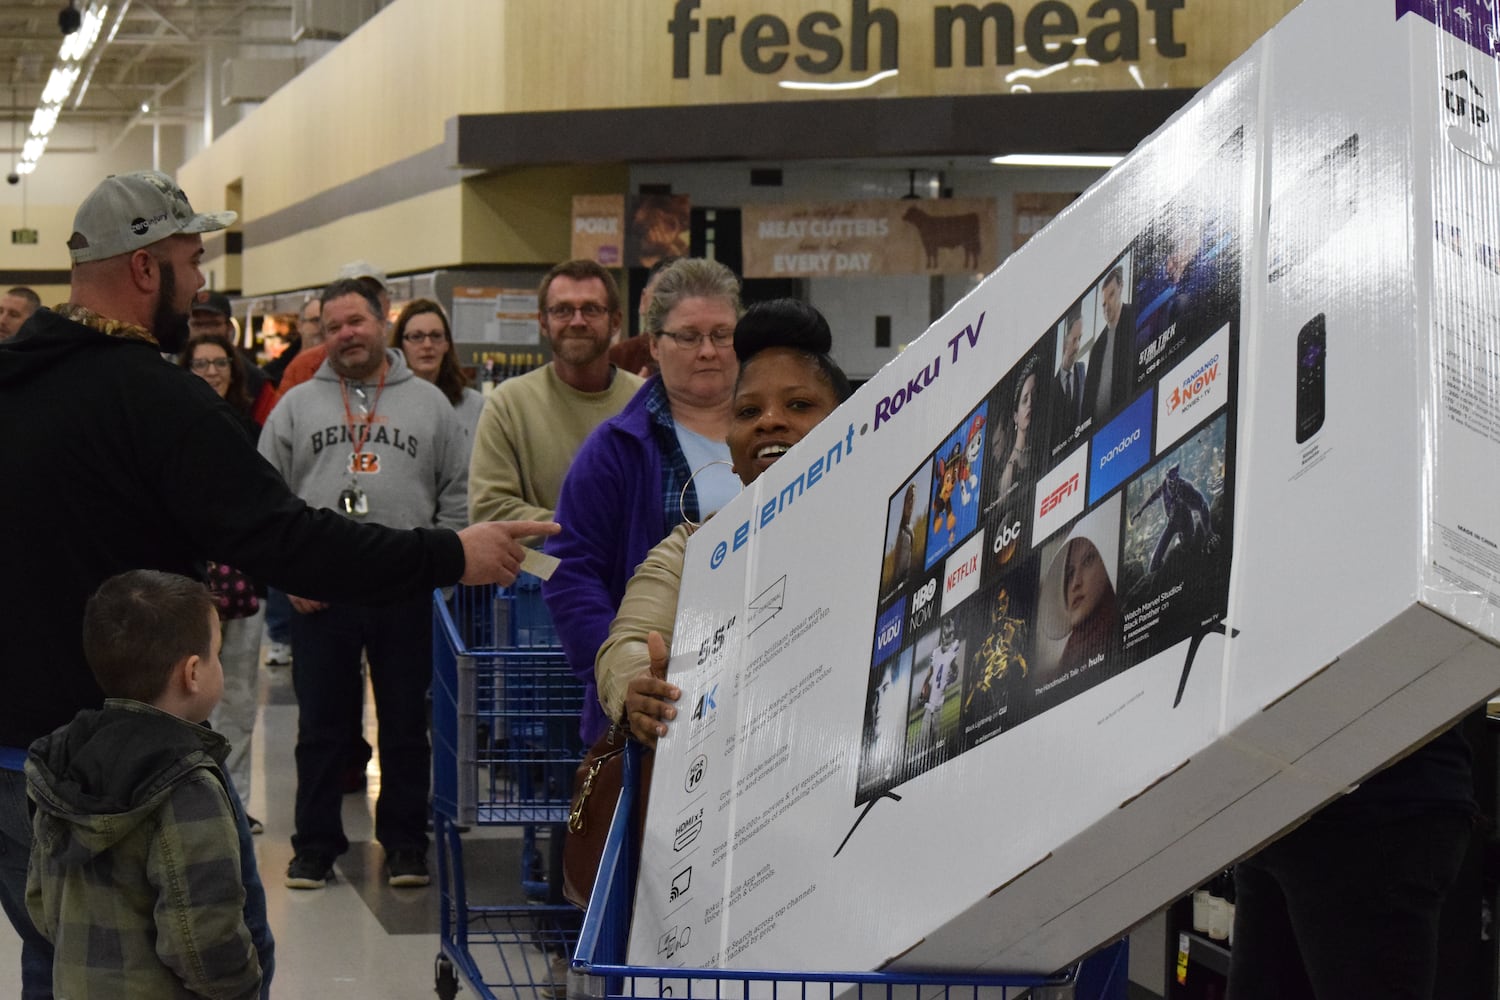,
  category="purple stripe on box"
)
[1397,0,1500,56]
